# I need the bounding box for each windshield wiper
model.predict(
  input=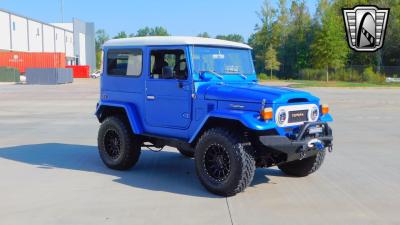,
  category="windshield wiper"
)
[238,73,248,79]
[228,72,247,79]
[200,70,224,80]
